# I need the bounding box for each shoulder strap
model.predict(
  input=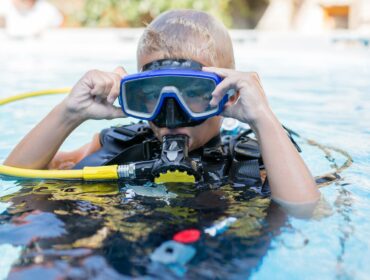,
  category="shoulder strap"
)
[226,124,301,190]
[228,133,263,187]
[73,122,154,169]
[104,137,161,165]
[231,124,301,153]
